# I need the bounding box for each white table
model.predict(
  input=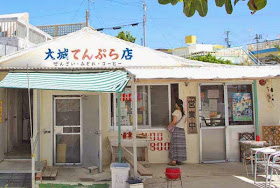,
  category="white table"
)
[108,136,151,162]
